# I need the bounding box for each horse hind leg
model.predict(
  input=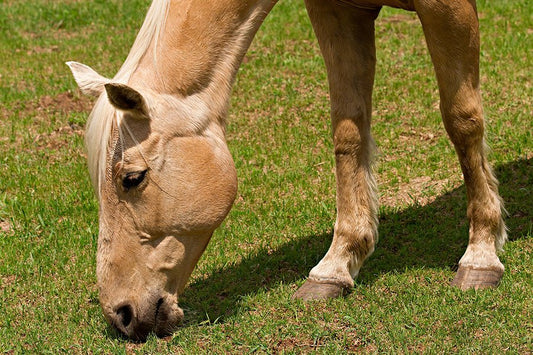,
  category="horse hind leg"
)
[293,1,381,300]
[416,0,507,289]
